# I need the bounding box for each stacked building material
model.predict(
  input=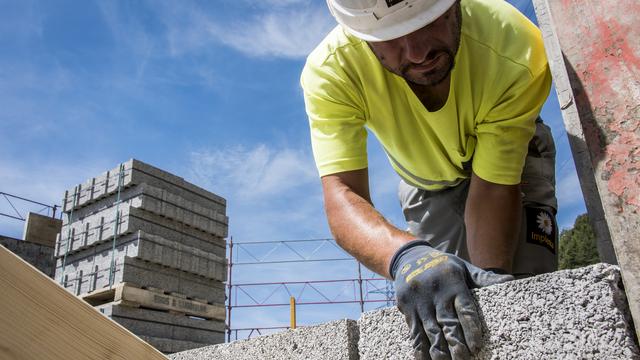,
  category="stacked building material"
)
[170,264,640,360]
[53,159,228,354]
